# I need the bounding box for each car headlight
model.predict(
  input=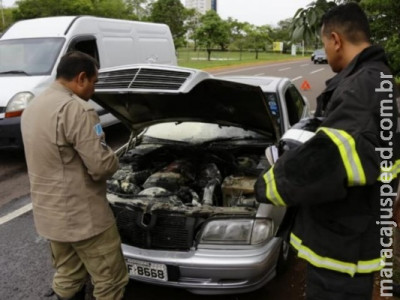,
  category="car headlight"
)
[5,92,34,118]
[199,219,274,245]
[251,219,274,245]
